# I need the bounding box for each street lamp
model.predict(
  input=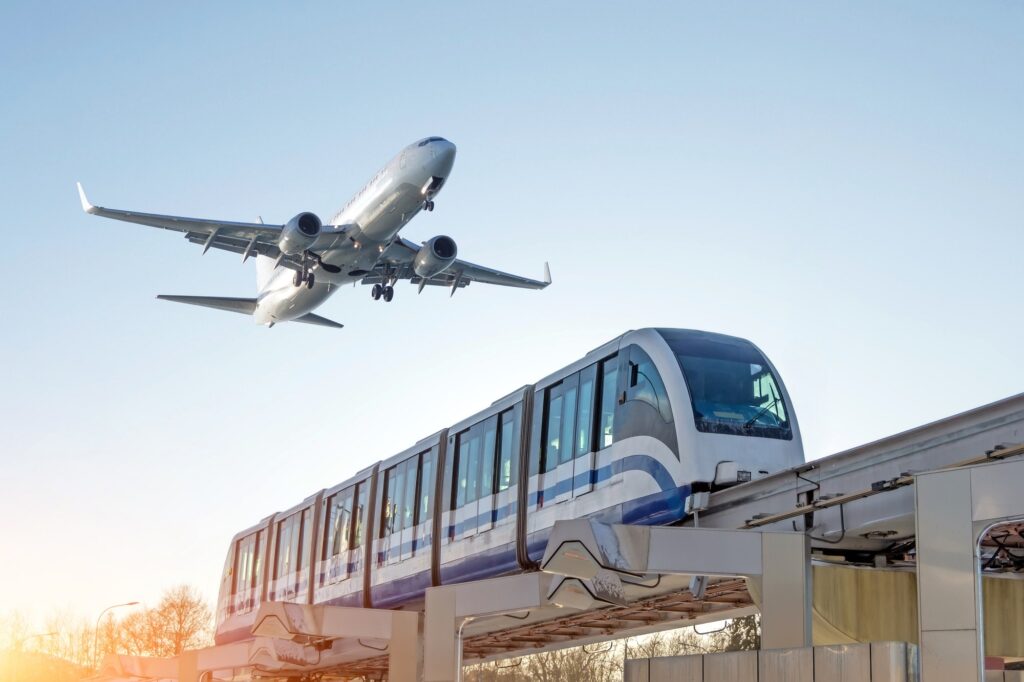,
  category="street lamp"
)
[92,601,139,670]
